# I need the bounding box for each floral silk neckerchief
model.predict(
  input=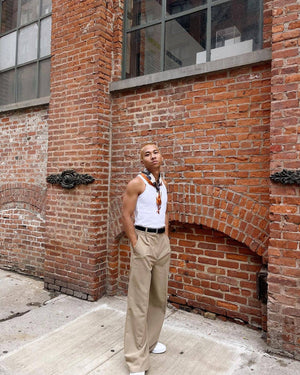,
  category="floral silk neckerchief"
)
[141,169,162,214]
